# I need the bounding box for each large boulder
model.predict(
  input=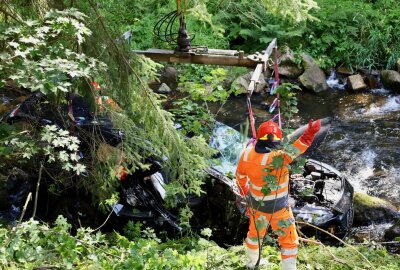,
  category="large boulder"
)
[298,54,329,93]
[347,74,367,91]
[161,66,177,83]
[380,70,400,91]
[231,71,267,94]
[278,50,303,79]
[354,192,400,226]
